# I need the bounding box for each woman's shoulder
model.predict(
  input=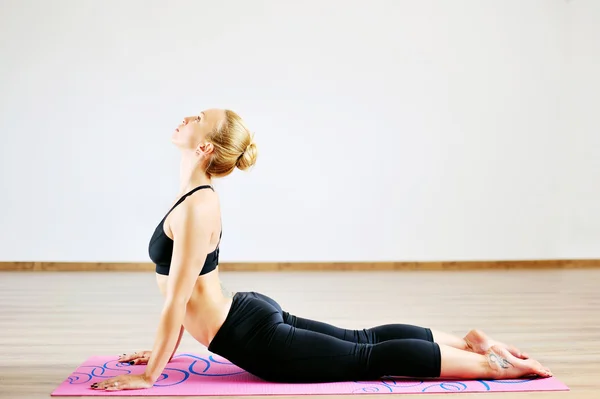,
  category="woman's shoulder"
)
[174,190,220,227]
